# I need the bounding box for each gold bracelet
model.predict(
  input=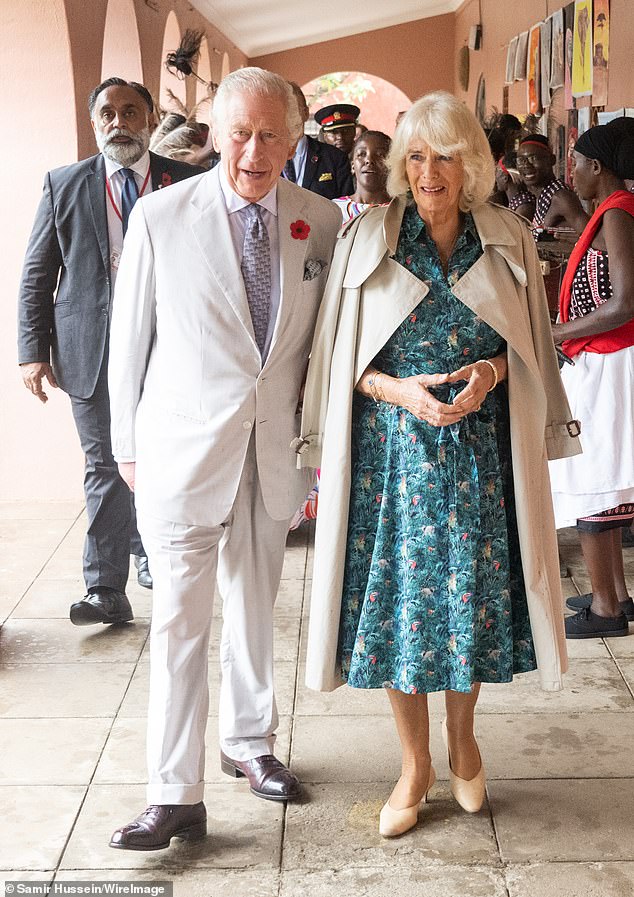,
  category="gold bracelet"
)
[367,372,380,404]
[375,371,386,402]
[478,359,498,392]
